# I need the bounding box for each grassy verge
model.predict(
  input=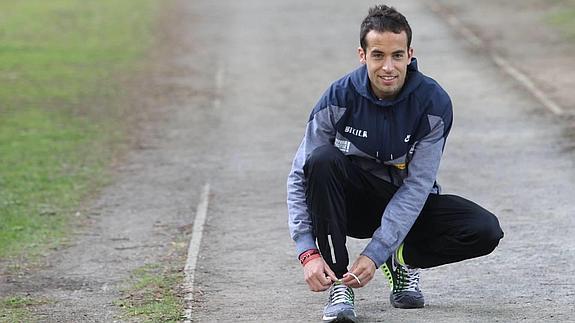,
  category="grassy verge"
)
[545,0,575,39]
[0,1,159,258]
[115,242,187,322]
[0,296,50,323]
